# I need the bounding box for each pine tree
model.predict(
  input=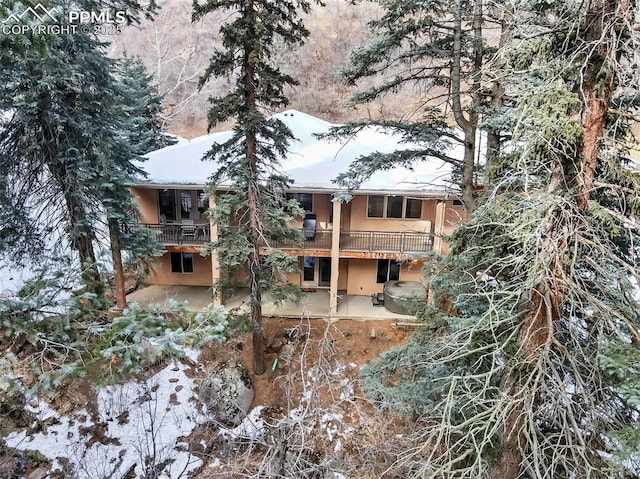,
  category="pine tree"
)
[117,54,176,153]
[193,0,316,374]
[0,4,161,300]
[331,0,502,213]
[107,55,176,307]
[362,1,640,477]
